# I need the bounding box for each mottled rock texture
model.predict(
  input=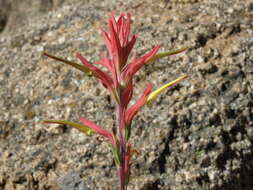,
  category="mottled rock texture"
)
[0,0,253,189]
